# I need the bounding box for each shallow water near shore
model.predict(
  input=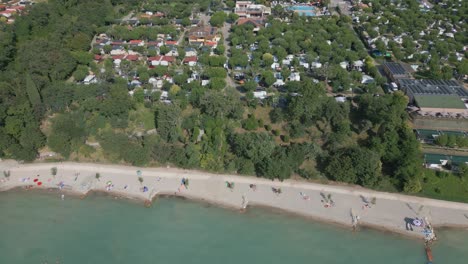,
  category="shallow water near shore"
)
[0,190,467,264]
